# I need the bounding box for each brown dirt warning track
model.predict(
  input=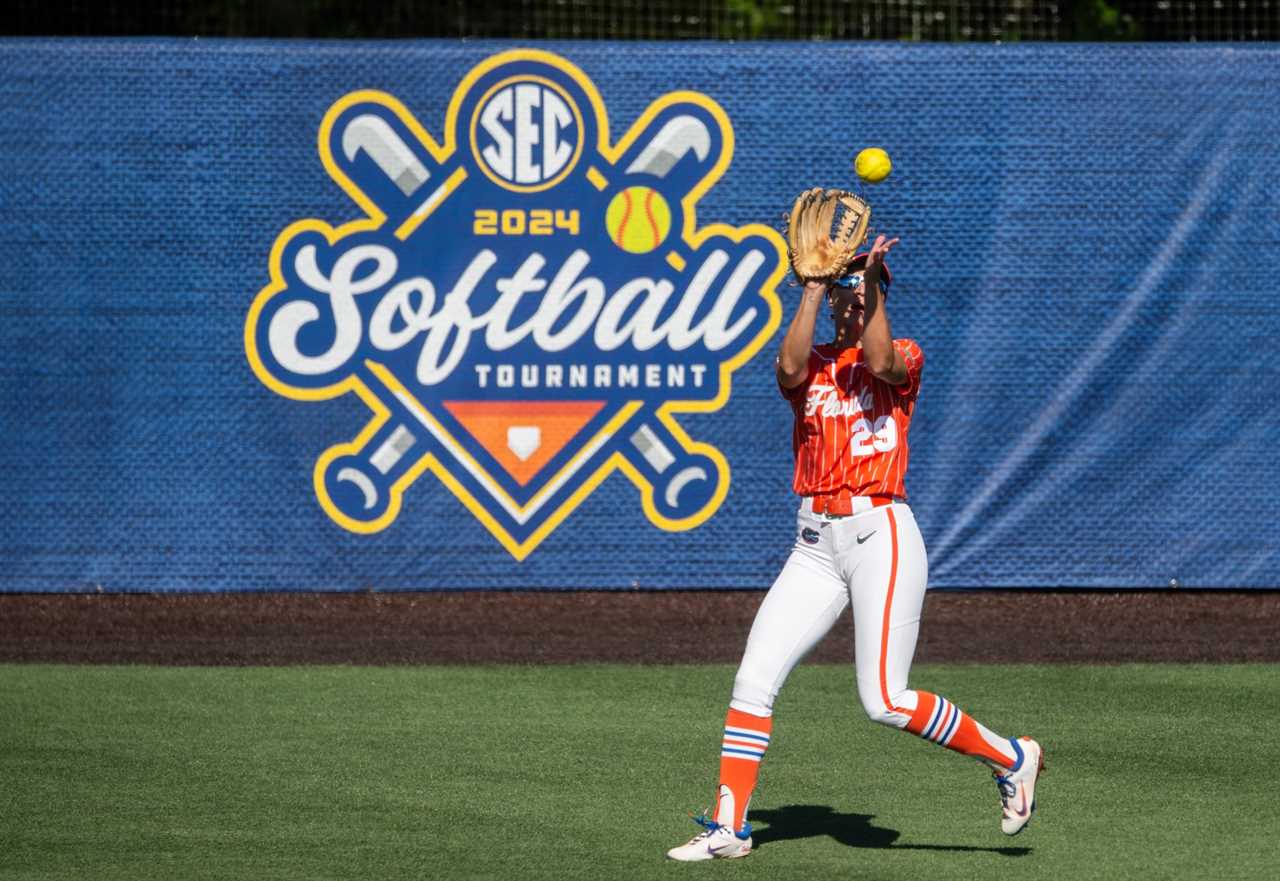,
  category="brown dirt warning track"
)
[1,590,1277,665]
